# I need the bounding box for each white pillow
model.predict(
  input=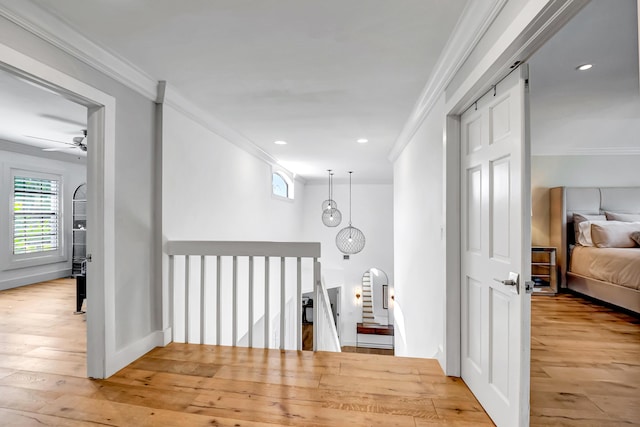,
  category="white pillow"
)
[577,220,610,246]
[573,213,606,243]
[591,221,640,248]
